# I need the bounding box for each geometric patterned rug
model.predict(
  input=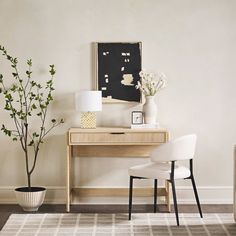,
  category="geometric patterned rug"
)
[1,213,235,236]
